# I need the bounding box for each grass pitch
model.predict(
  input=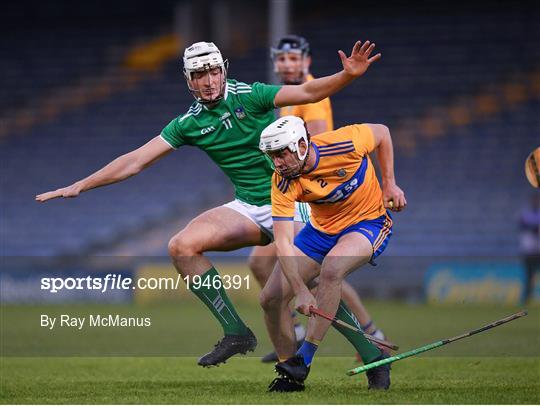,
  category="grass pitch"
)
[1,301,539,404]
[2,357,539,404]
